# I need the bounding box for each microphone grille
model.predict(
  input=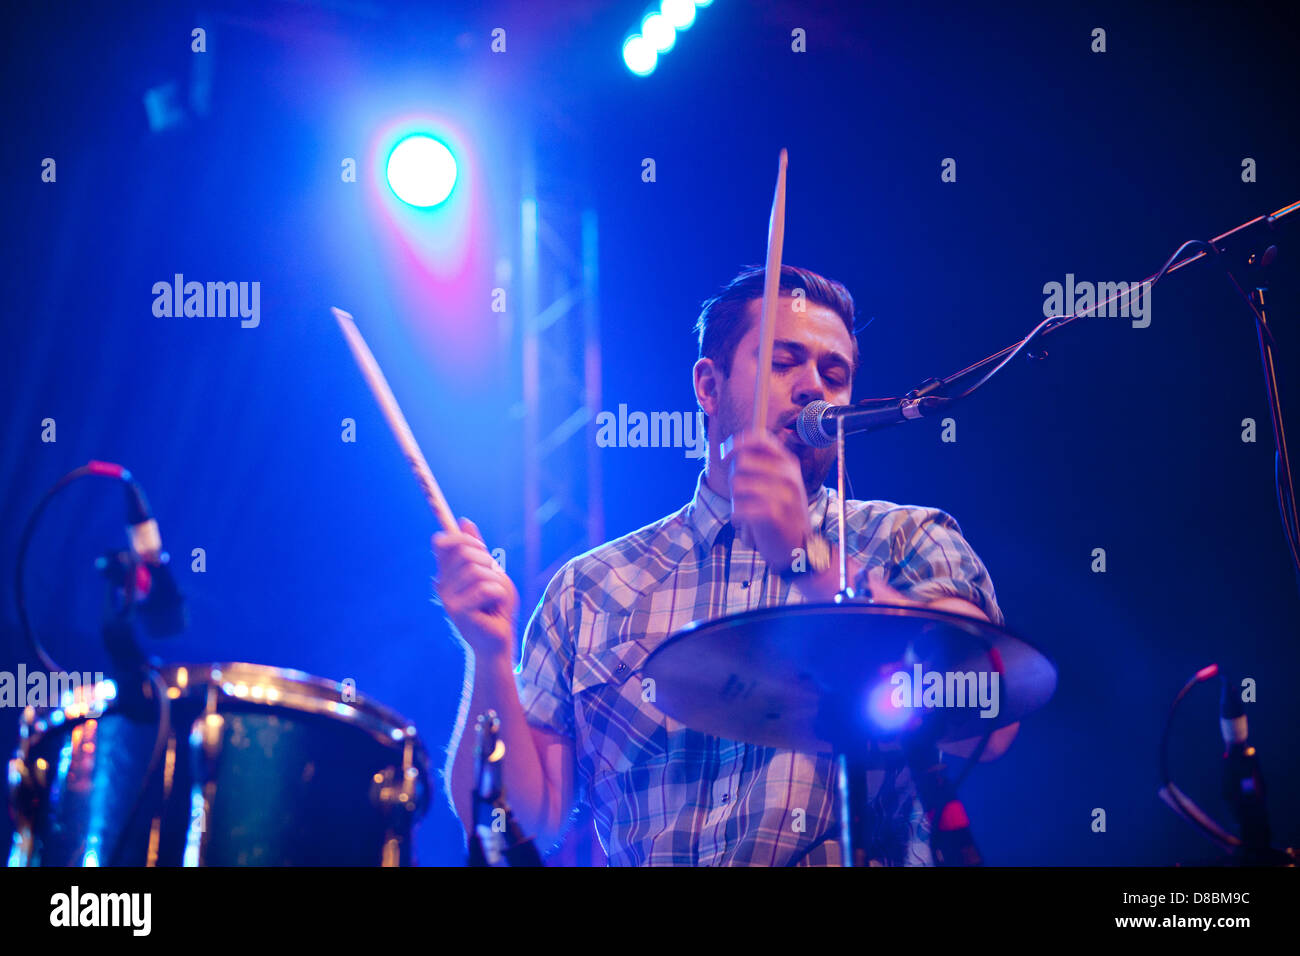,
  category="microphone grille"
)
[796,401,834,448]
